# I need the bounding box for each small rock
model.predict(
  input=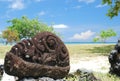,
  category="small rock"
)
[0,65,4,80]
[65,69,101,81]
[18,77,65,81]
